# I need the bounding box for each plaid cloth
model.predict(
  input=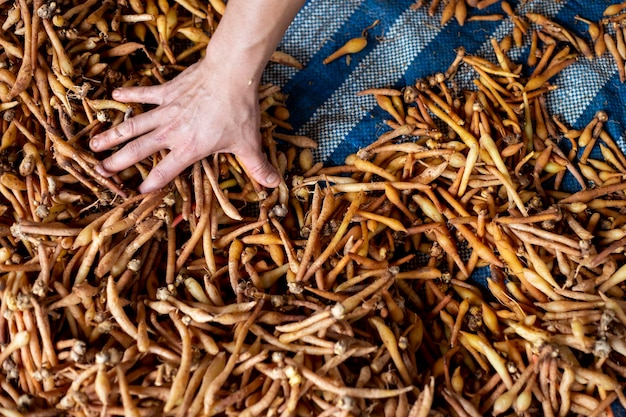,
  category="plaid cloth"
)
[263,0,626,413]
